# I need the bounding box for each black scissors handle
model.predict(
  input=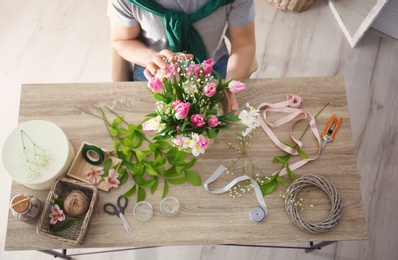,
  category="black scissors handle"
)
[103,203,120,216]
[116,195,128,214]
[103,196,128,216]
